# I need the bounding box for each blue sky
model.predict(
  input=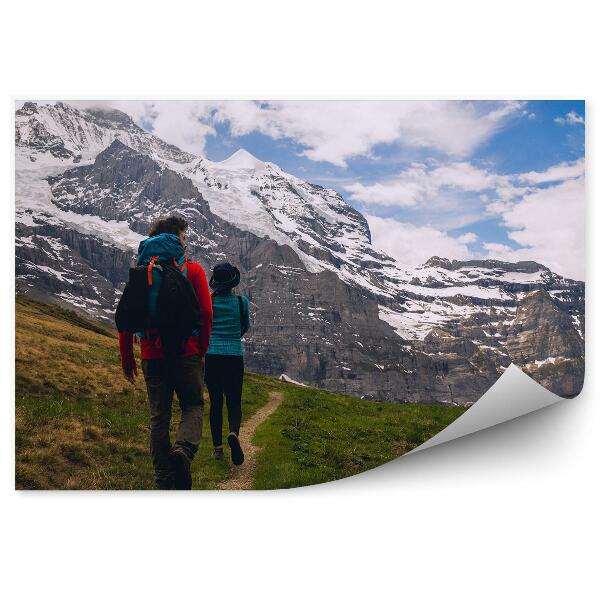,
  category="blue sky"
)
[203,100,584,259]
[105,100,585,278]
